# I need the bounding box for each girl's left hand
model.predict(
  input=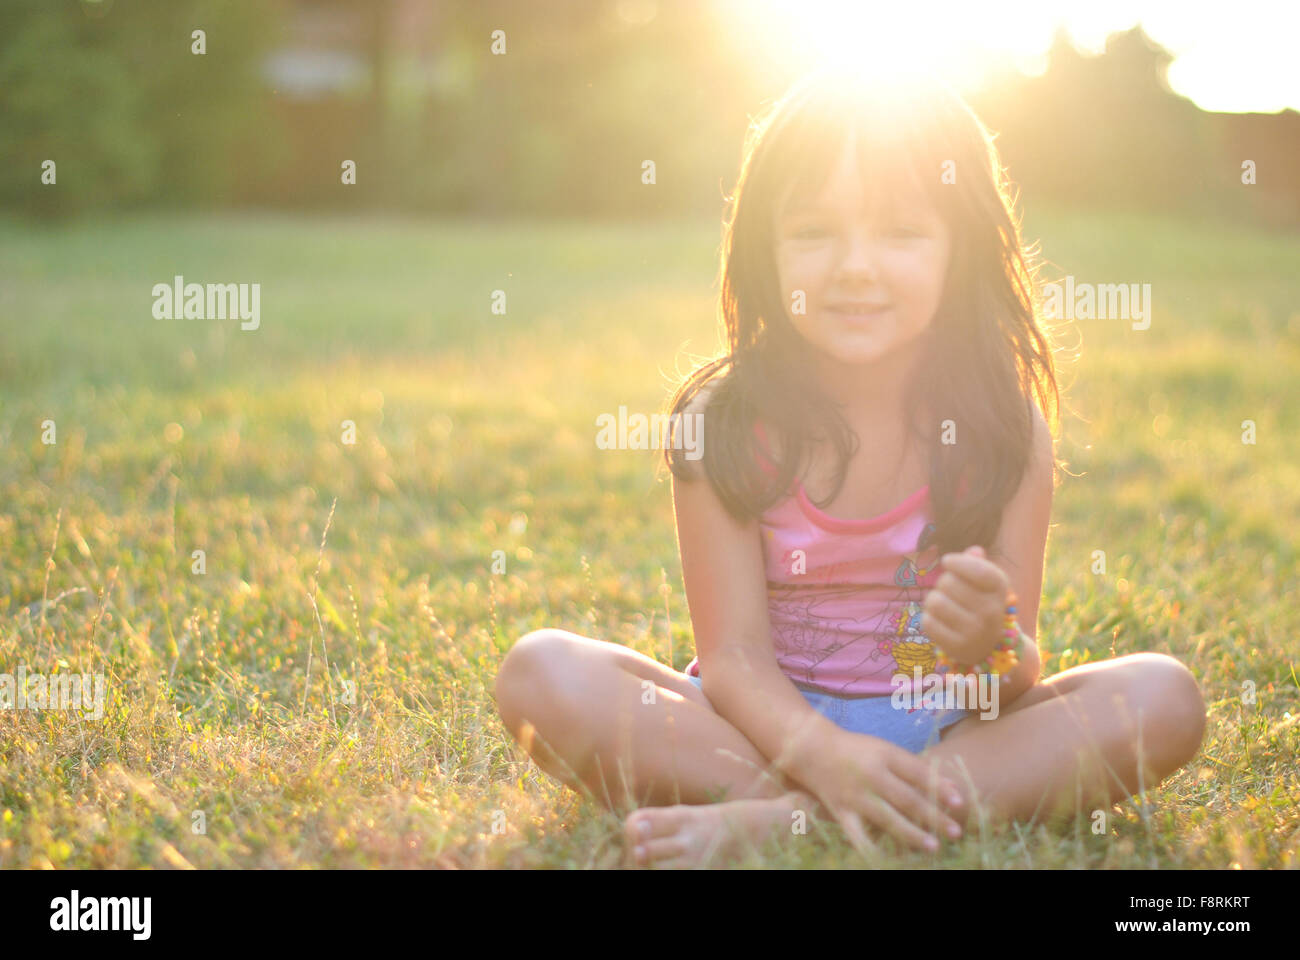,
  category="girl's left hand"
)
[921,545,1012,666]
